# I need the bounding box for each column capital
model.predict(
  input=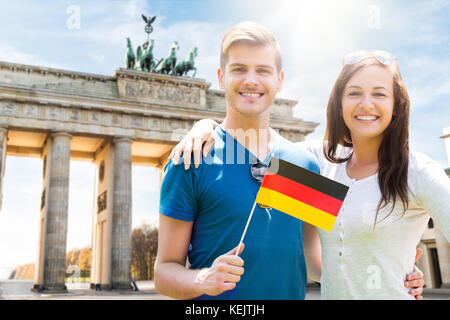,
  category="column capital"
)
[112,136,134,144]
